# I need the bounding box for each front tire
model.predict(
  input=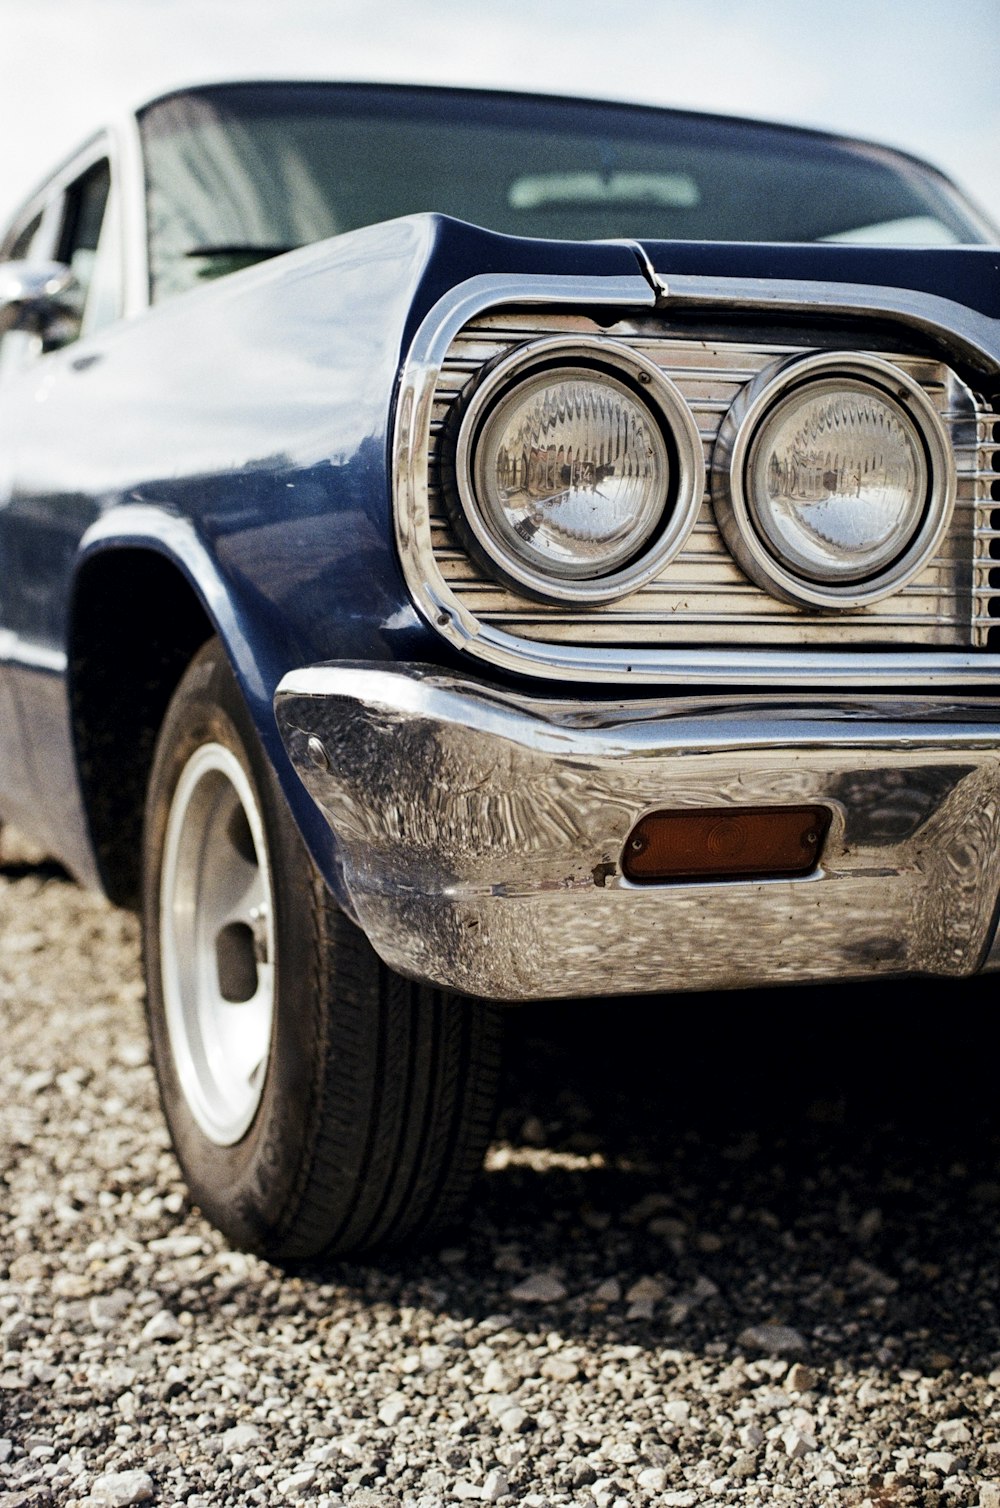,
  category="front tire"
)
[141,639,502,1260]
